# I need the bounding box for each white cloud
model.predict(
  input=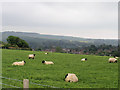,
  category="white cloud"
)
[2,2,118,39]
